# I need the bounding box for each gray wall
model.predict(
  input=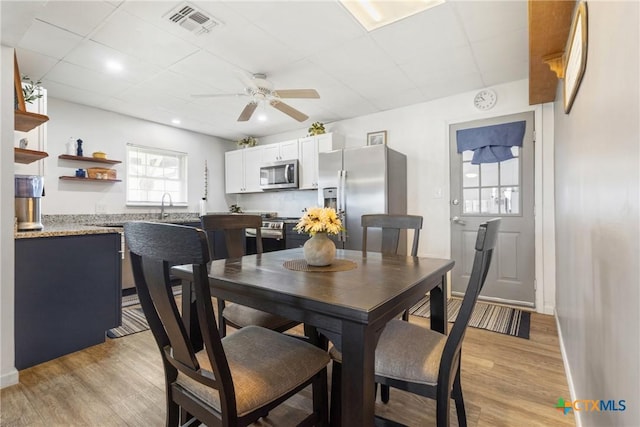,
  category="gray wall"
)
[554,2,639,425]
